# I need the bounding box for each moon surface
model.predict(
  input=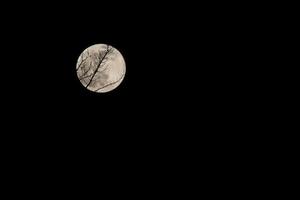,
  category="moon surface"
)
[76,44,126,93]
